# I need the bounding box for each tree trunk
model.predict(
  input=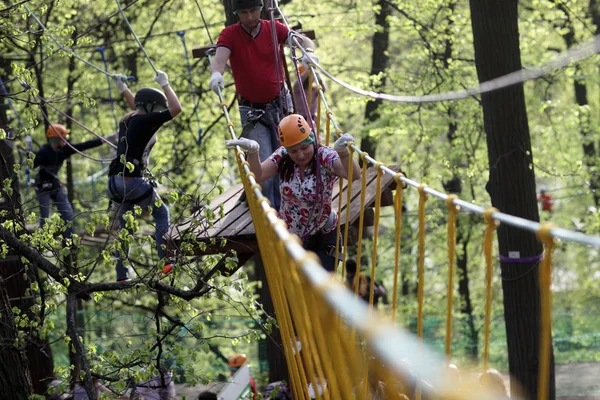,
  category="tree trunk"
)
[469,1,555,399]
[0,59,55,396]
[0,280,33,399]
[361,0,391,160]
